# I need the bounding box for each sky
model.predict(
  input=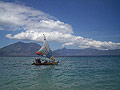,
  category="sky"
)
[0,0,120,50]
